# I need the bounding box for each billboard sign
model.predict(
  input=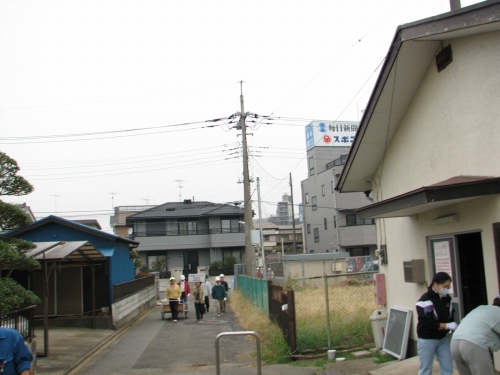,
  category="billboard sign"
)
[305,121,358,150]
